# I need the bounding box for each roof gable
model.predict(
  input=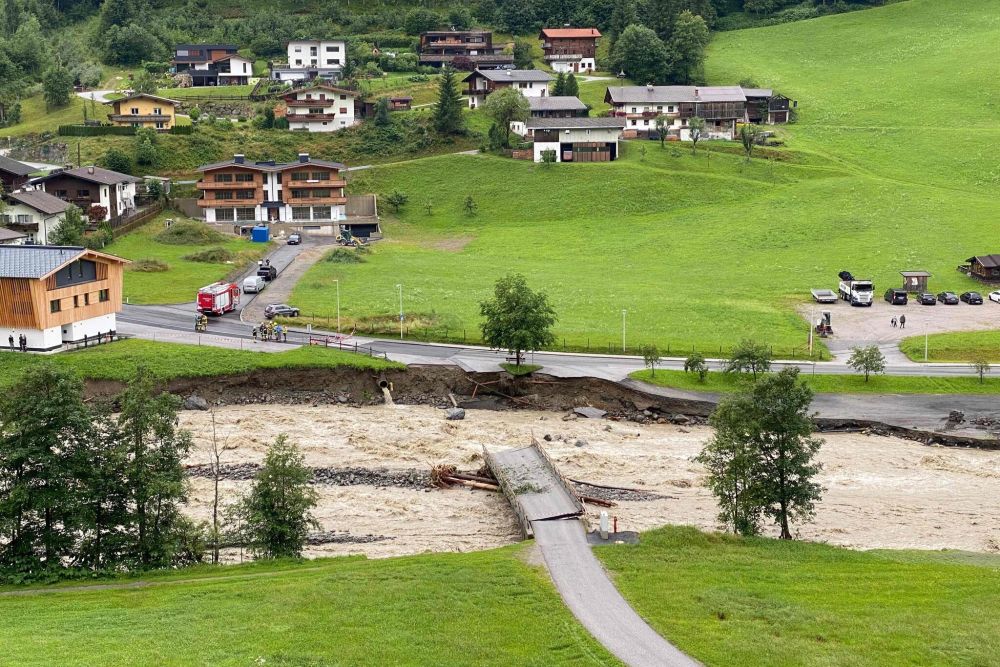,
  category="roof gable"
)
[6,190,72,216]
[540,28,601,39]
[35,166,140,186]
[465,69,554,83]
[0,246,128,279]
[107,93,181,106]
[0,155,35,177]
